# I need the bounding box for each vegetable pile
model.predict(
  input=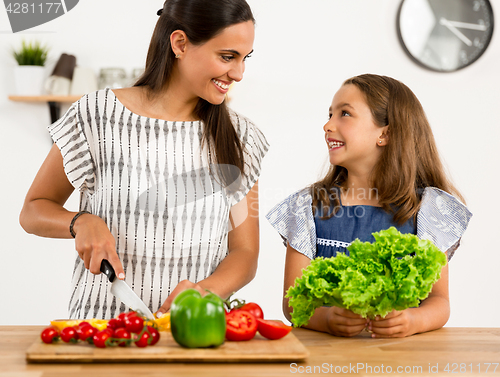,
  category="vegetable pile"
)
[40,311,160,348]
[169,289,292,348]
[286,227,447,327]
